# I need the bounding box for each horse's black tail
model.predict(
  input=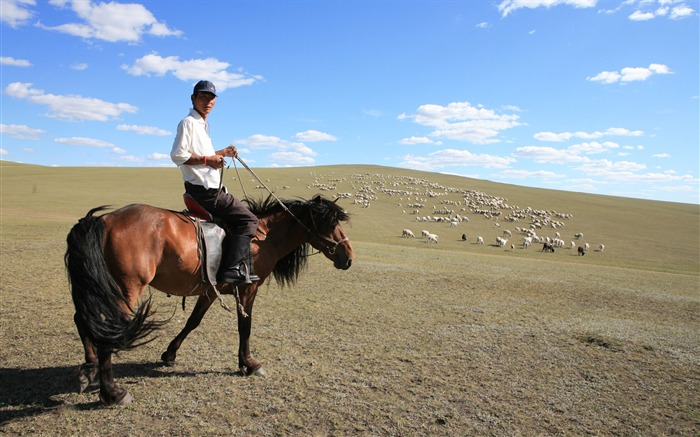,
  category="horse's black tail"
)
[65,206,158,353]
